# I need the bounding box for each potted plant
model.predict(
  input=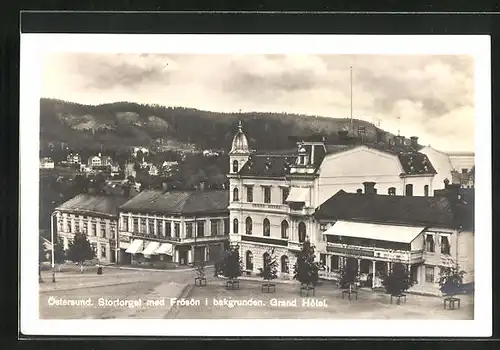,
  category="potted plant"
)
[382,263,414,305]
[293,240,320,297]
[439,257,466,309]
[223,246,243,290]
[258,248,278,293]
